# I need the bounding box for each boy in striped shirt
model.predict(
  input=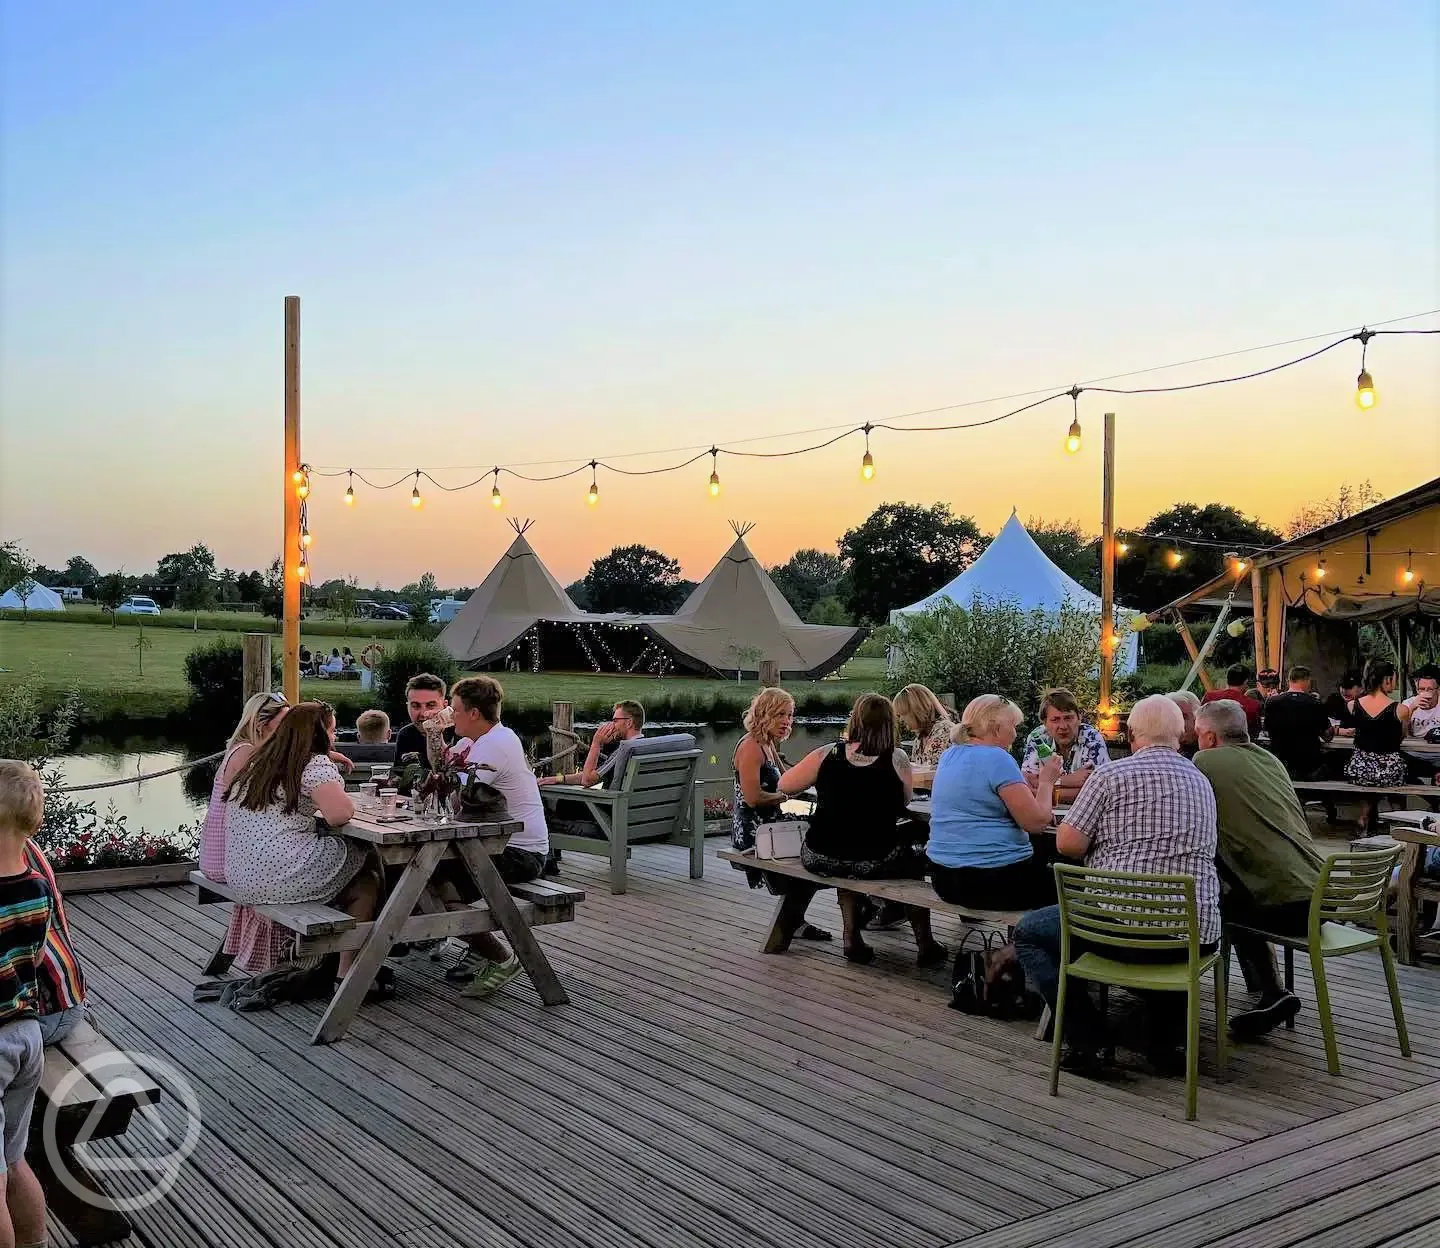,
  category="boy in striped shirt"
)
[0,761,55,1248]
